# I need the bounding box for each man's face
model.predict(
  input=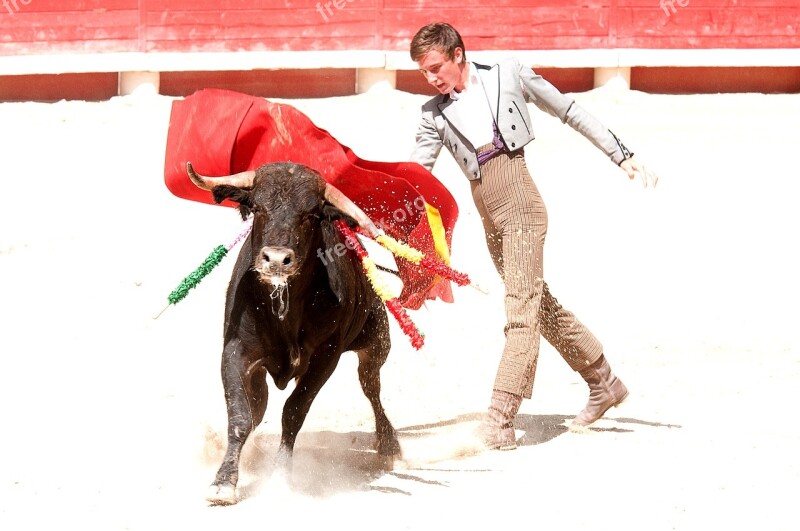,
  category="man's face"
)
[416,47,465,94]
